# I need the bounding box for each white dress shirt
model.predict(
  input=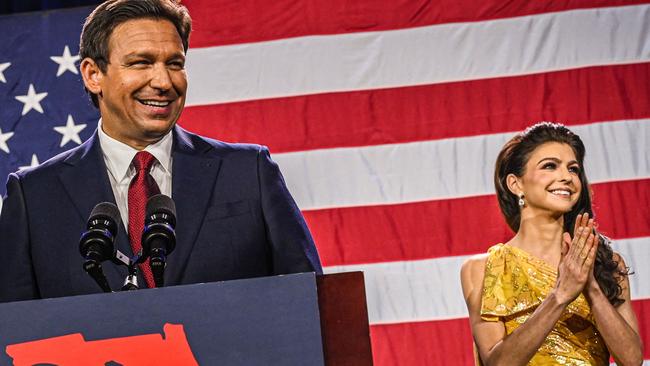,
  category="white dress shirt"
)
[97,122,173,230]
